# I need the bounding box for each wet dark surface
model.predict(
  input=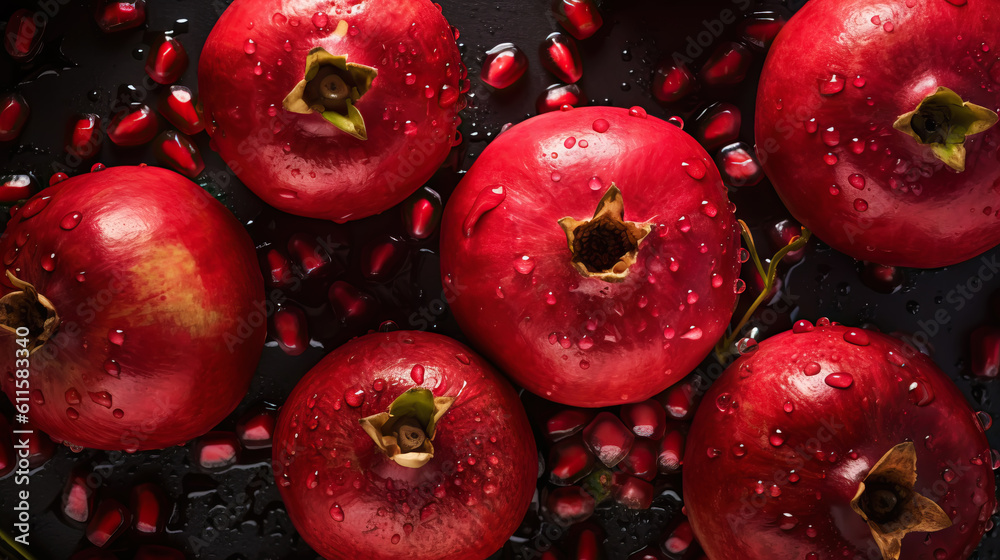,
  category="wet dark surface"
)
[0,0,997,558]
